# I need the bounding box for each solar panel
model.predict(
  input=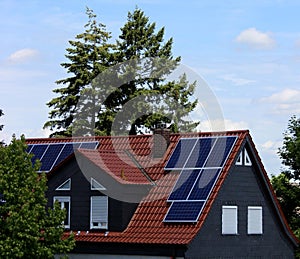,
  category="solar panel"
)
[185,137,216,168]
[27,141,99,172]
[40,144,64,171]
[53,143,80,168]
[204,136,236,168]
[168,169,201,201]
[164,135,237,223]
[164,138,197,170]
[188,169,221,200]
[30,144,48,166]
[164,201,205,222]
[79,141,98,149]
